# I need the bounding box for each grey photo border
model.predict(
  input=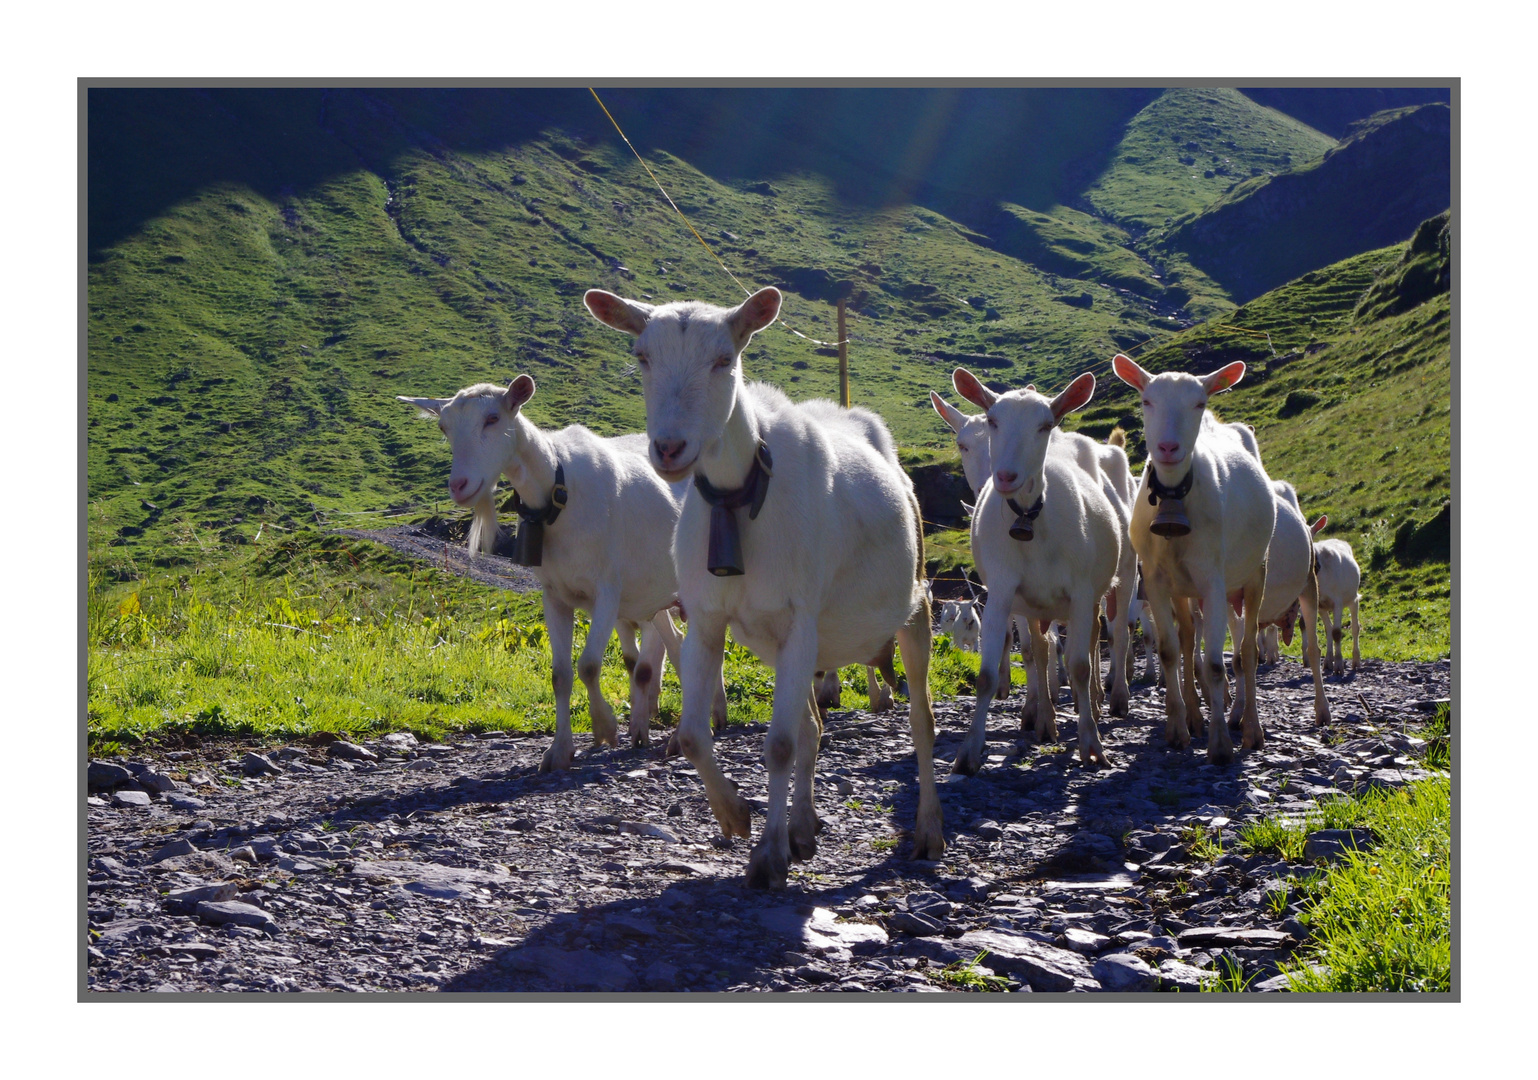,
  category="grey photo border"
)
[78,75,1458,1003]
